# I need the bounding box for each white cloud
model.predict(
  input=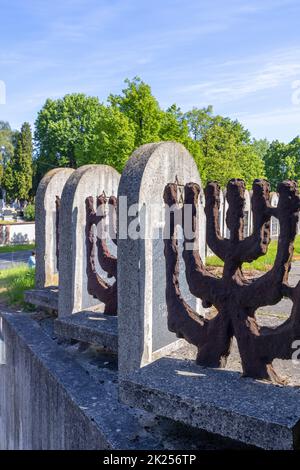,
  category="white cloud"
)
[234,106,300,141]
[175,48,300,104]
